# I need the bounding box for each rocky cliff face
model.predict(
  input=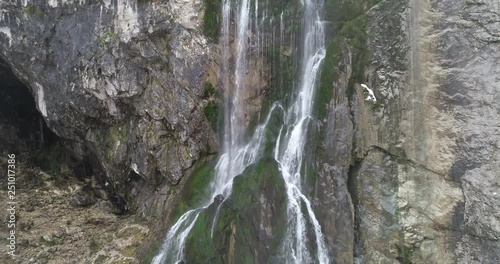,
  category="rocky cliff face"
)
[0,0,218,218]
[313,0,500,262]
[1,0,499,263]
